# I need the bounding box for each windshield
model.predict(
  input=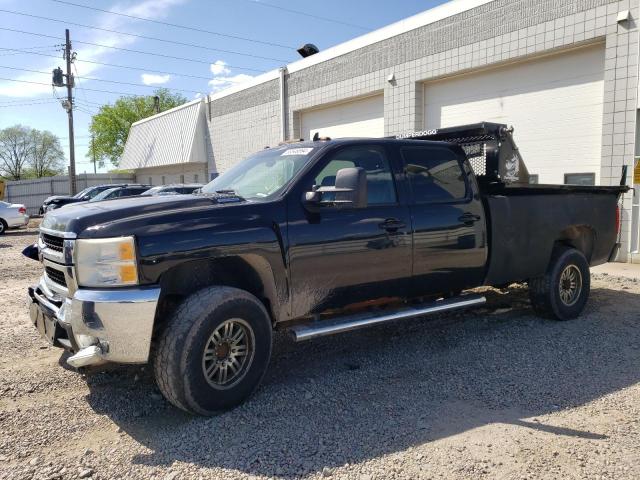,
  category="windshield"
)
[141,186,164,196]
[75,186,110,200]
[201,146,316,200]
[73,187,94,199]
[90,188,118,202]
